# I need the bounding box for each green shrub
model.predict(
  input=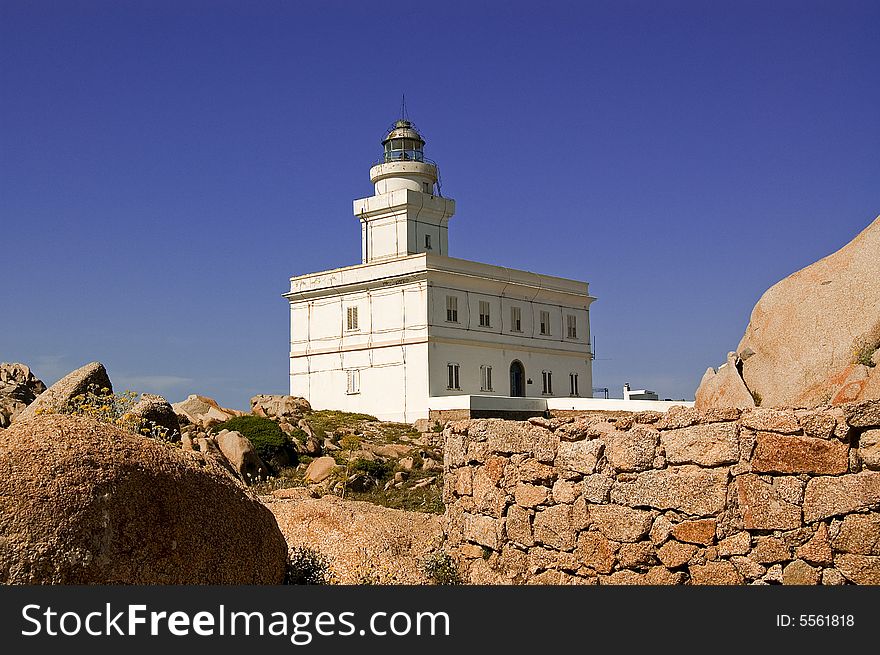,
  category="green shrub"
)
[853,337,878,367]
[212,415,291,463]
[285,546,333,585]
[422,551,462,585]
[351,458,393,480]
